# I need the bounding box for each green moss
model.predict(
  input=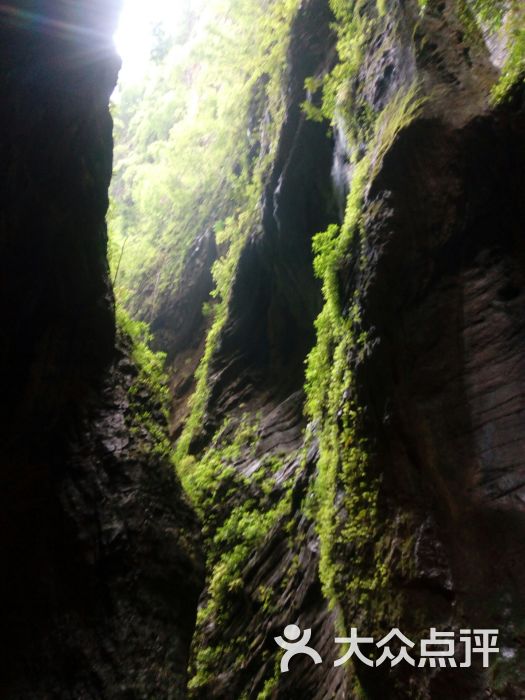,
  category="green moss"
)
[189,636,247,692]
[185,417,309,696]
[454,0,524,103]
[256,657,281,700]
[491,2,525,103]
[109,0,305,321]
[376,0,387,17]
[302,0,426,634]
[173,2,301,465]
[461,0,506,29]
[184,416,296,693]
[310,0,379,145]
[170,6,321,694]
[117,306,172,458]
